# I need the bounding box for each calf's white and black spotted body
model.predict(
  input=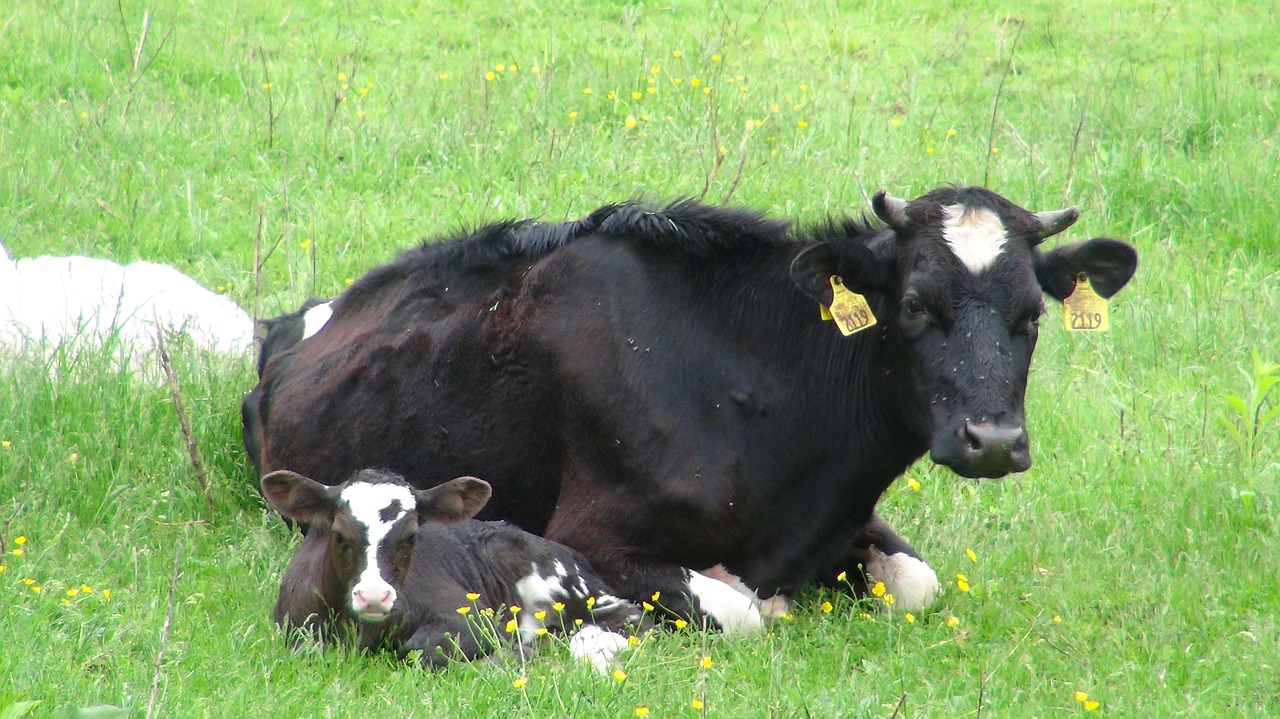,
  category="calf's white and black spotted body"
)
[263,468,649,668]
